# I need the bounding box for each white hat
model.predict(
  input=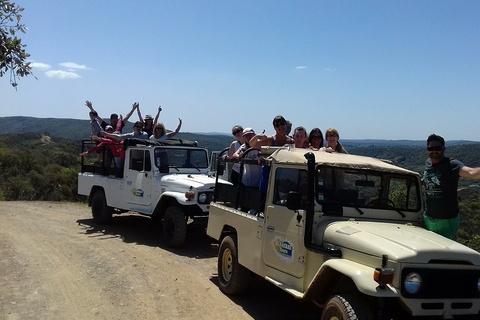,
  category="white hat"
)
[242,127,255,136]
